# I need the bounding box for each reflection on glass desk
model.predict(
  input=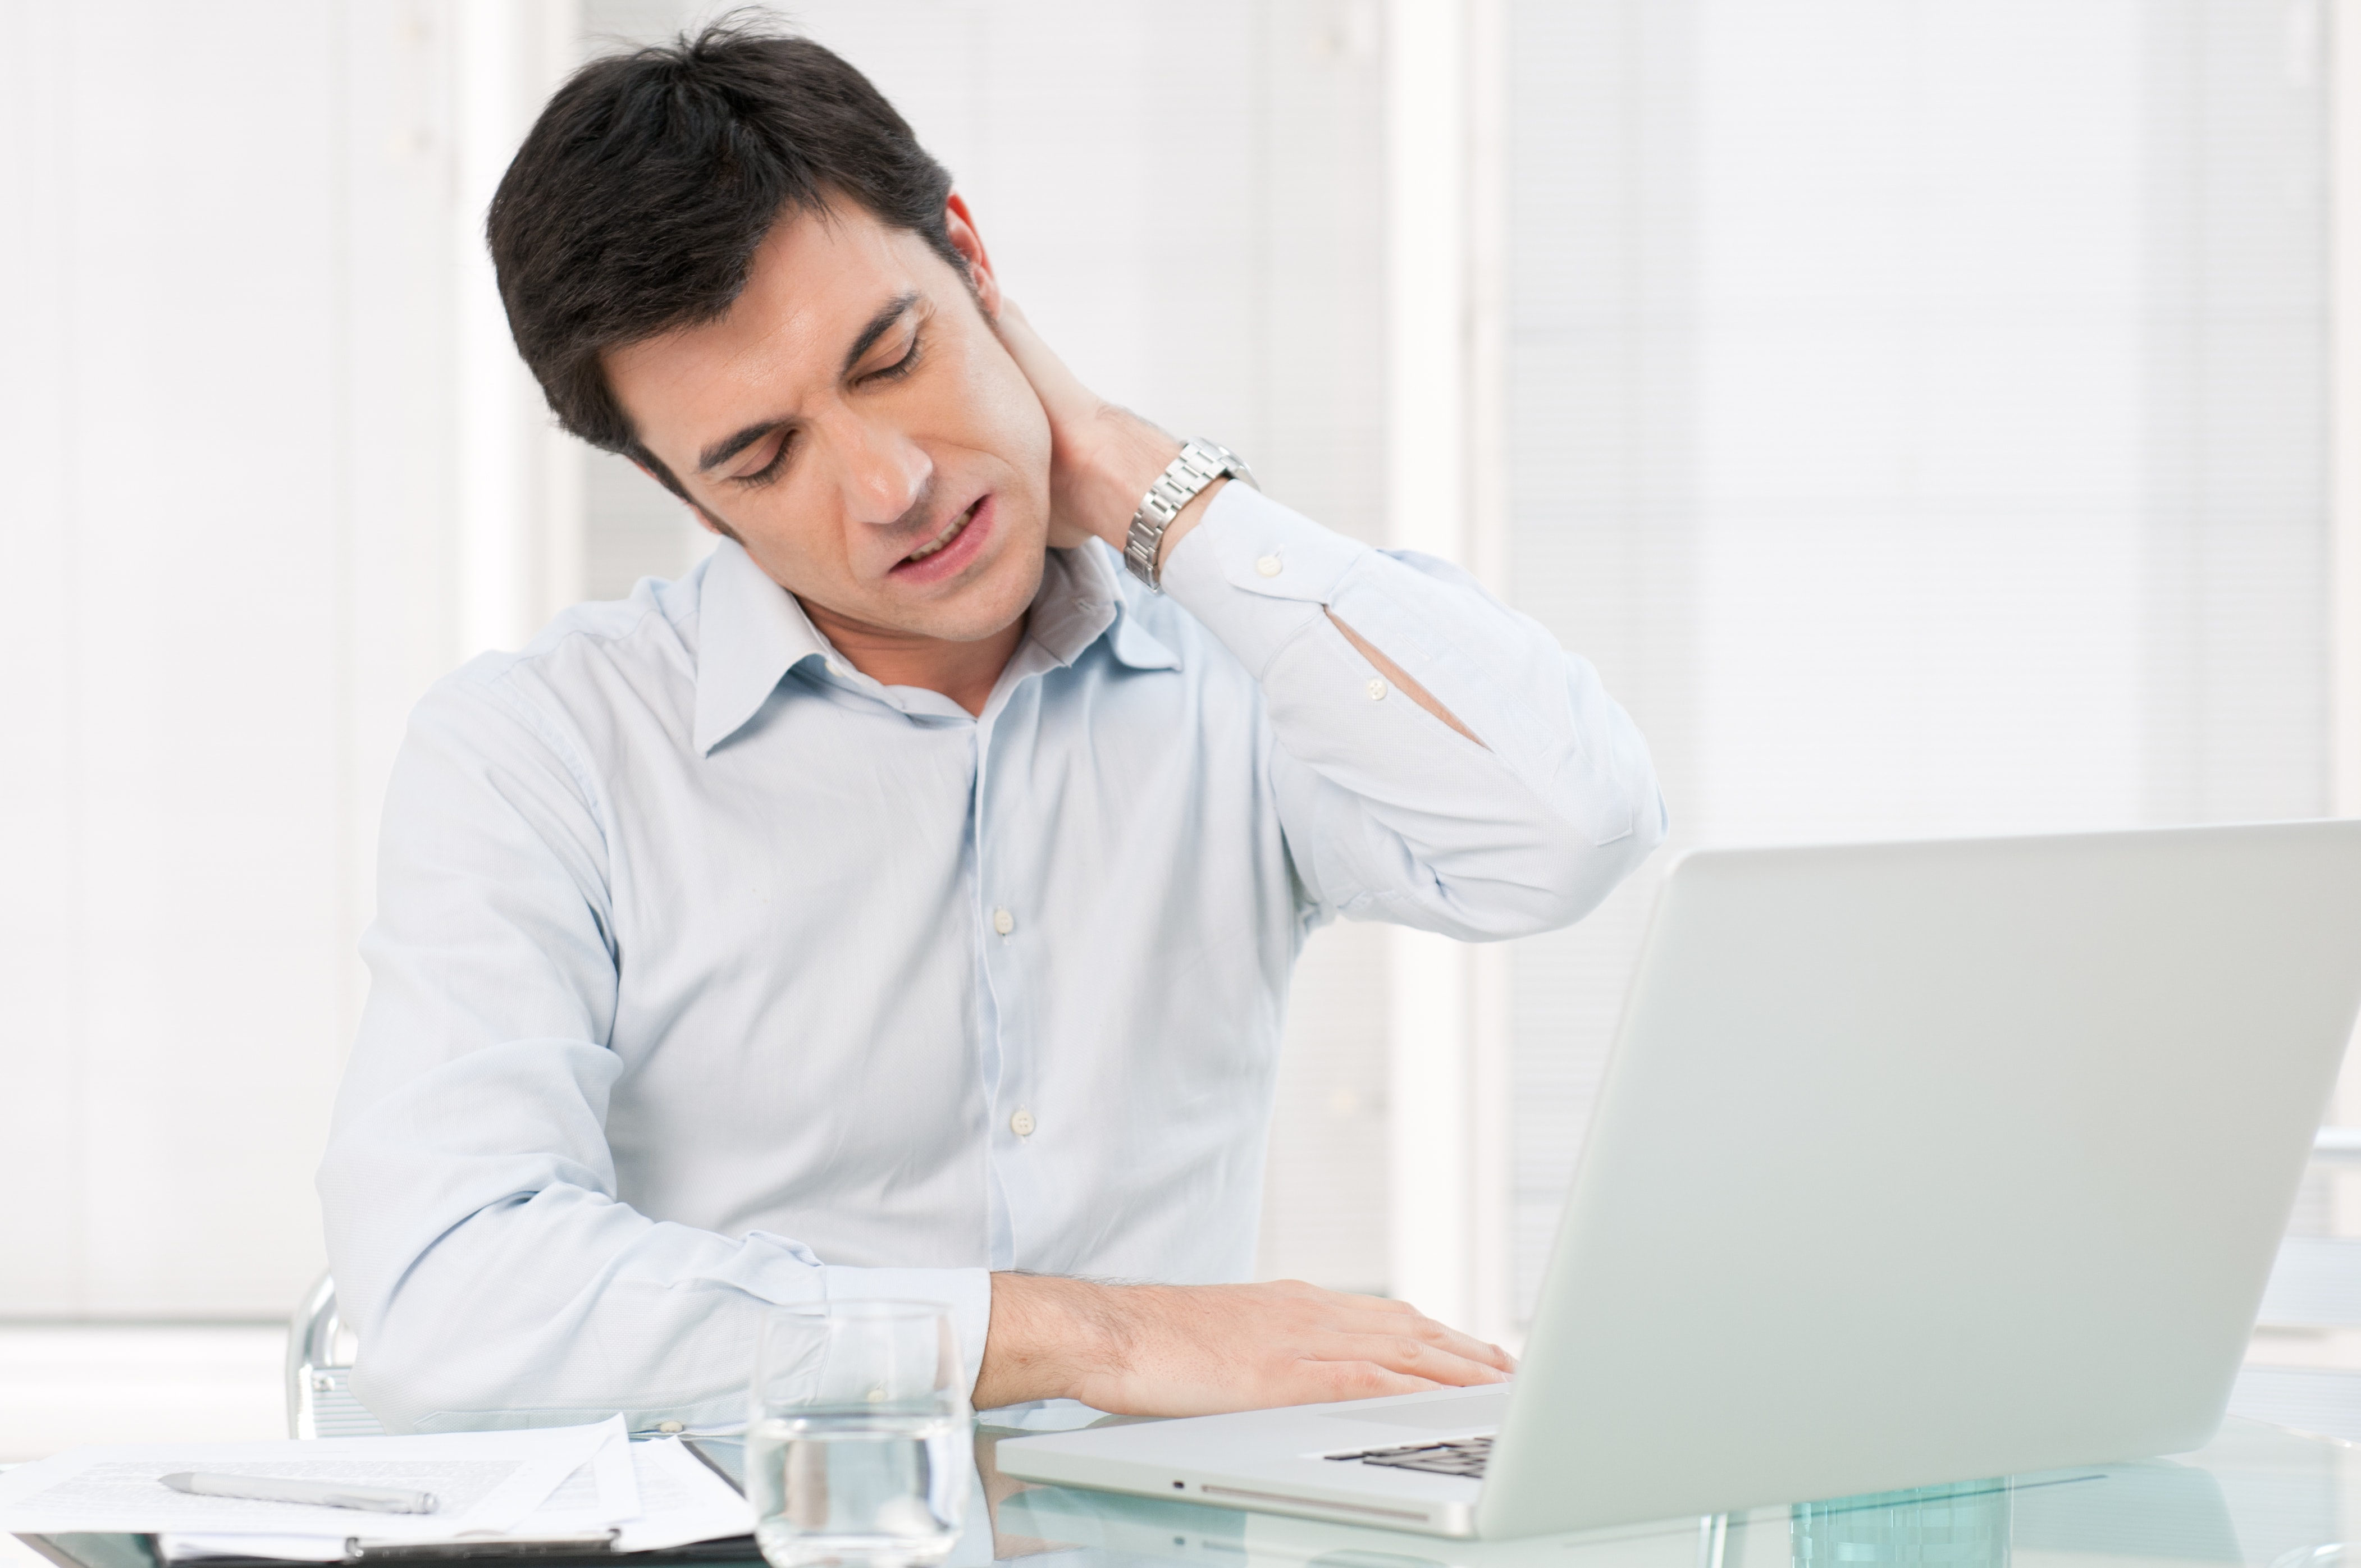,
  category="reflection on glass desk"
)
[947,1417,2355,1568]
[16,1418,2355,1568]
